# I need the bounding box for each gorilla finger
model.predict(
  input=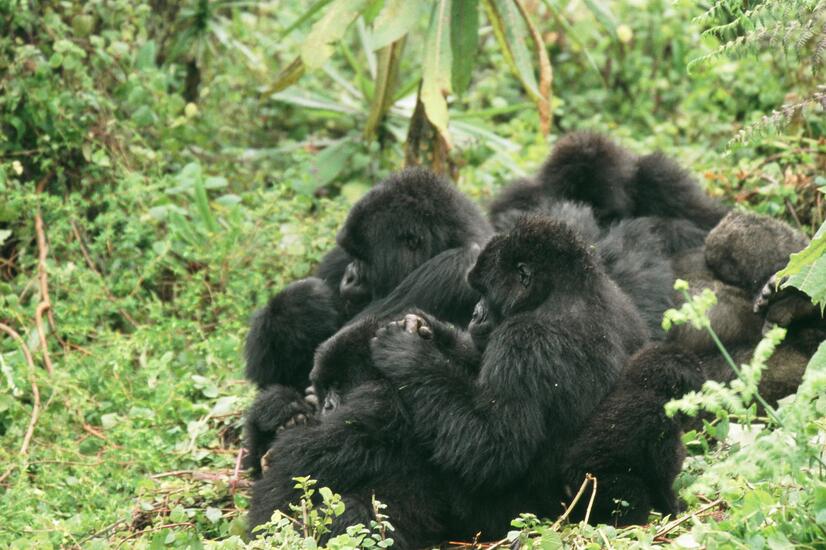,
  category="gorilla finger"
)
[418,325,433,339]
[305,394,319,408]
